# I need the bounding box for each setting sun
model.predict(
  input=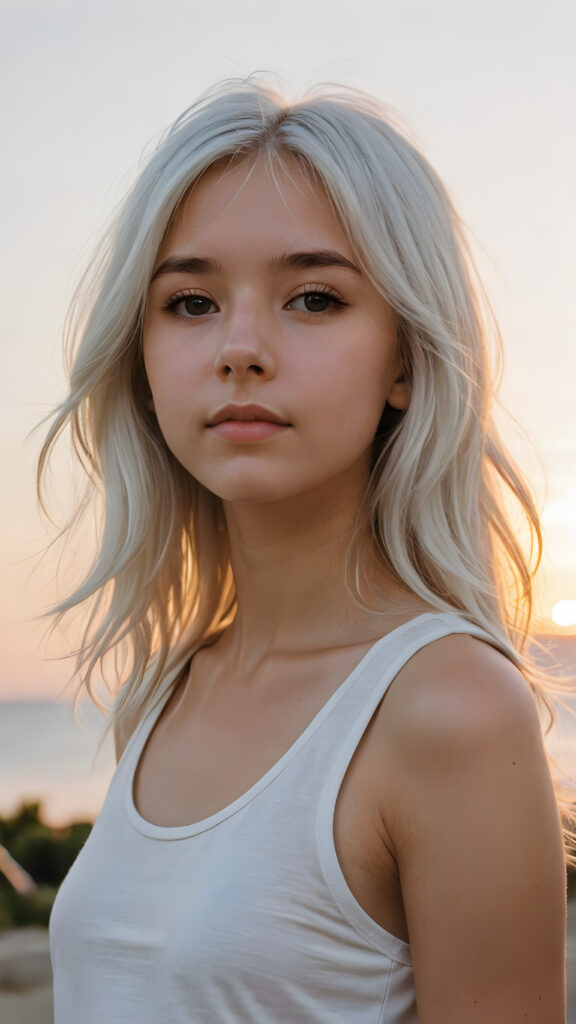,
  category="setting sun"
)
[551,599,576,628]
